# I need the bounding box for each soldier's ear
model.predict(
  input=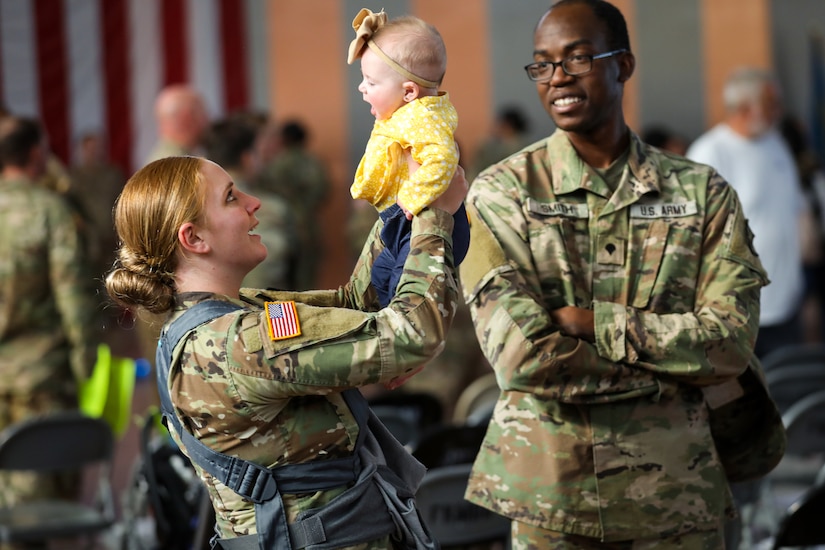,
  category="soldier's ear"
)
[617,51,635,83]
[178,223,210,254]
